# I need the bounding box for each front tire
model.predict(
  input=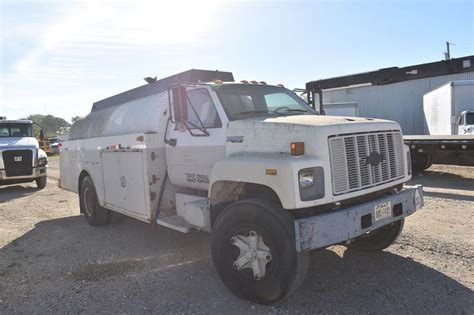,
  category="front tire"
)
[79,176,110,226]
[211,199,308,304]
[36,176,47,189]
[345,219,404,252]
